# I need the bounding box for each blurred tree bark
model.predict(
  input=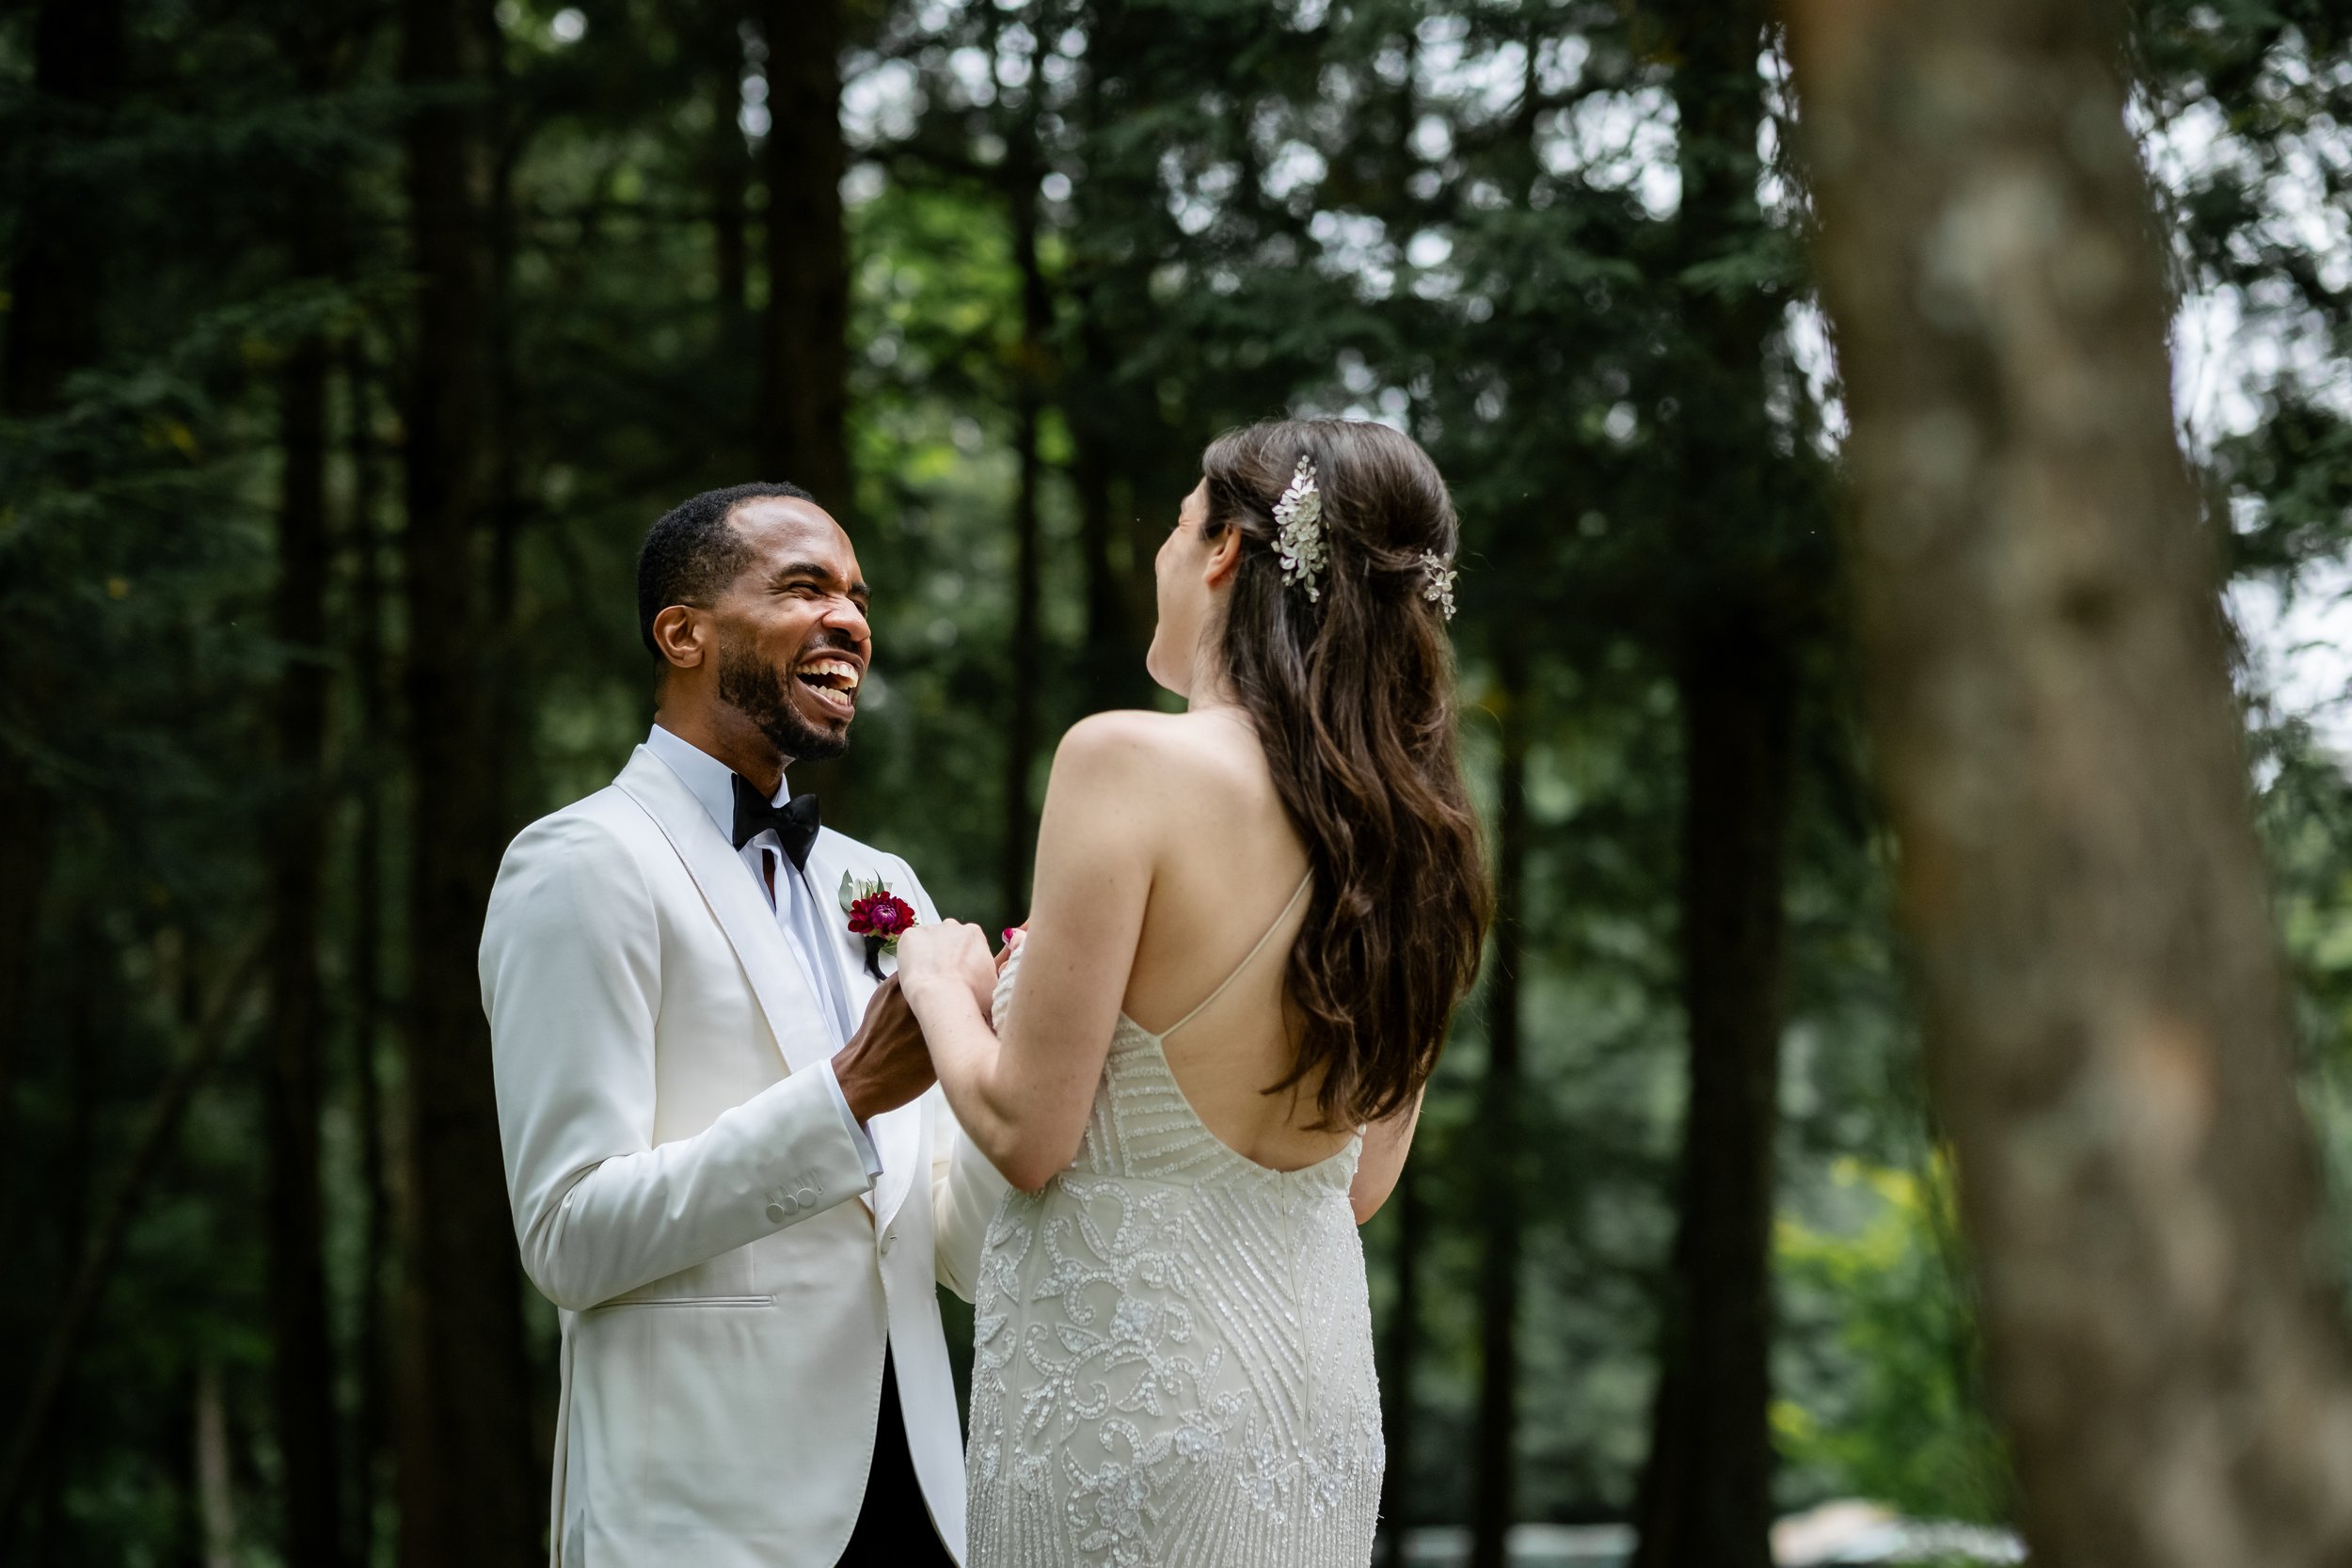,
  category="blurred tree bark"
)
[1786,0,2352,1562]
[758,0,852,512]
[1470,653,1528,1568]
[0,0,124,1179]
[1629,8,1792,1565]
[397,0,540,1560]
